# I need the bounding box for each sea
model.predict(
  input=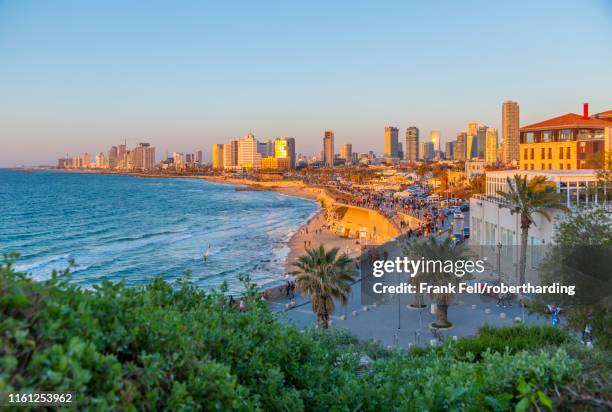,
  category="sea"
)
[0,169,319,293]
